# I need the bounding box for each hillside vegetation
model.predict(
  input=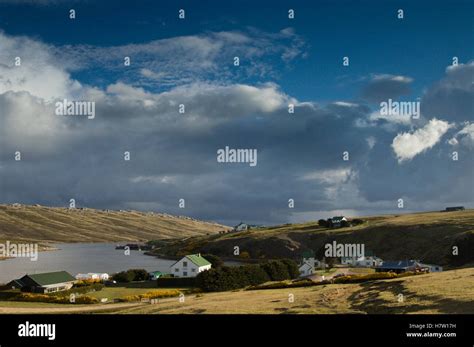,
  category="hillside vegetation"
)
[0,204,227,243]
[152,209,474,267]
